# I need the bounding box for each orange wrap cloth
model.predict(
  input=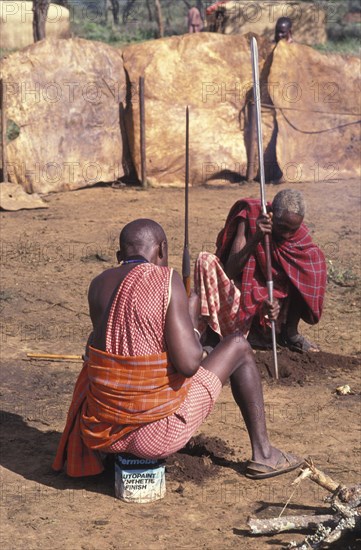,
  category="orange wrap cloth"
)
[52,346,191,477]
